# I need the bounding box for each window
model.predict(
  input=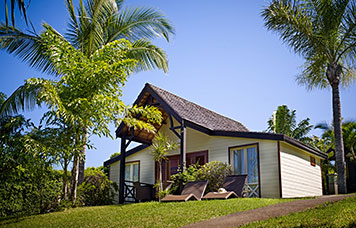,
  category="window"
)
[125,161,139,182]
[231,145,259,184]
